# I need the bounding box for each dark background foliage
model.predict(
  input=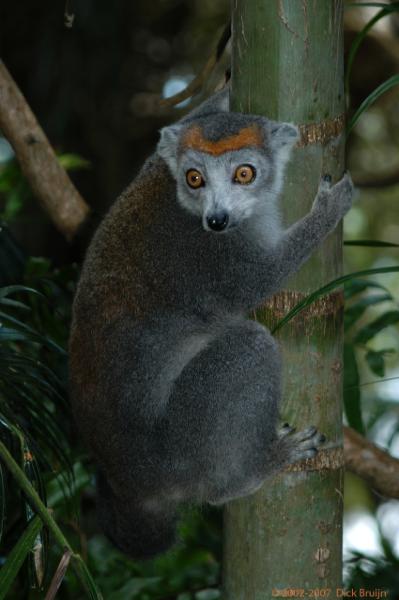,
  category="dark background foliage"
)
[0,0,228,260]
